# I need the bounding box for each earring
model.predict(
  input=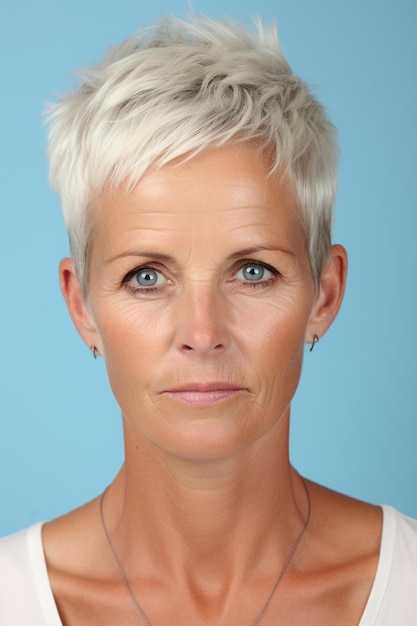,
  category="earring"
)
[309,335,319,352]
[91,345,99,359]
